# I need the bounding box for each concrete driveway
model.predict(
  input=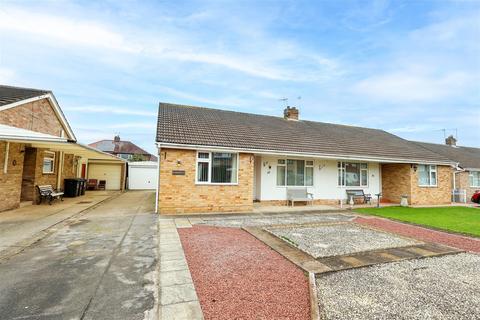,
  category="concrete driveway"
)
[0,191,158,320]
